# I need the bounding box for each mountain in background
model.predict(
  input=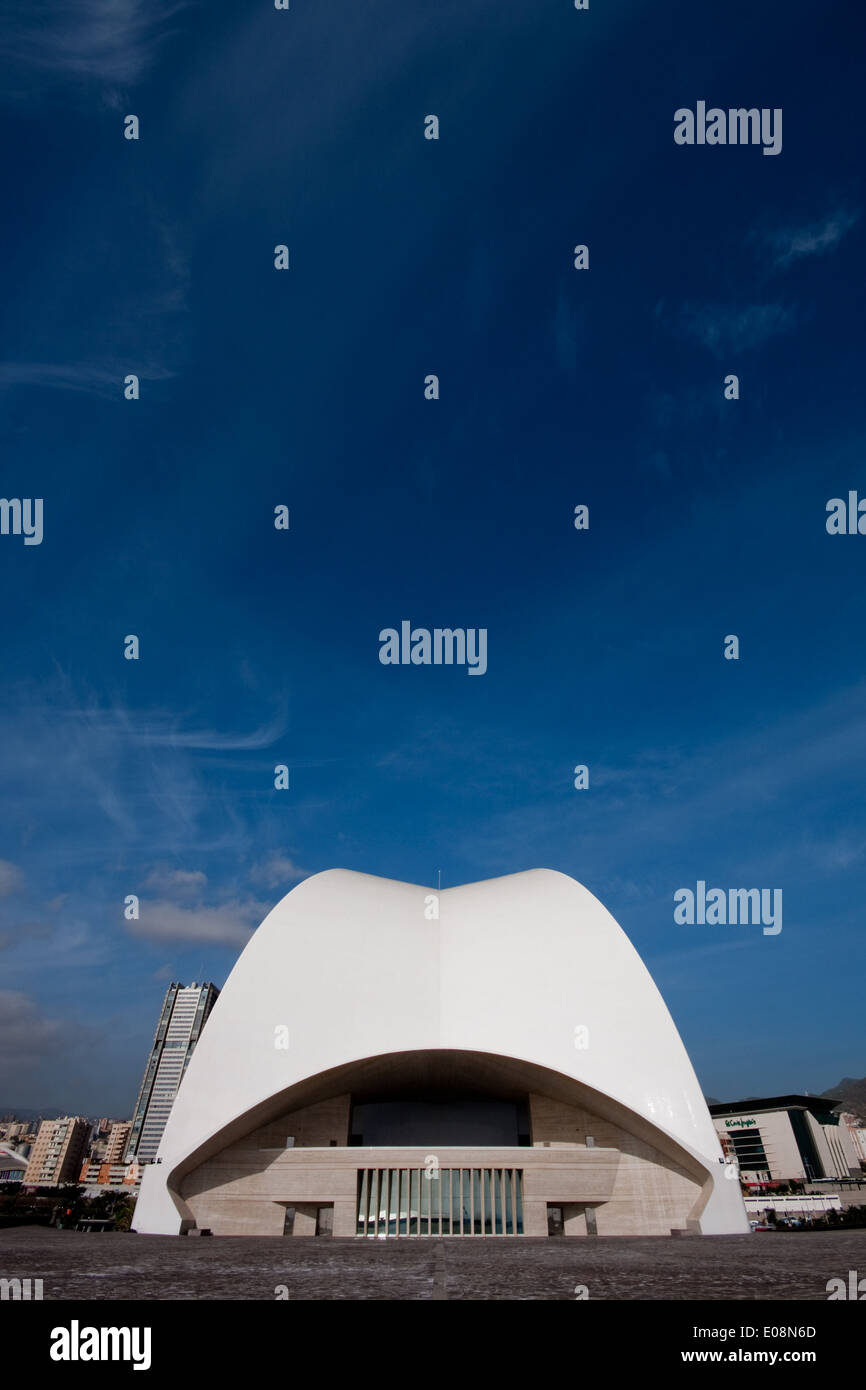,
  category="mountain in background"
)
[704,1081,866,1121]
[822,1078,866,1121]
